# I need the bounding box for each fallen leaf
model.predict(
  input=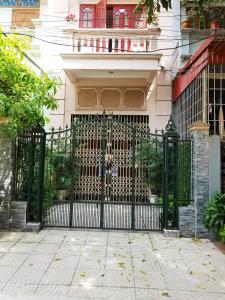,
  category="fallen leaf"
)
[80,272,86,278]
[118,262,126,269]
[162,292,170,297]
[192,238,202,243]
[54,257,61,261]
